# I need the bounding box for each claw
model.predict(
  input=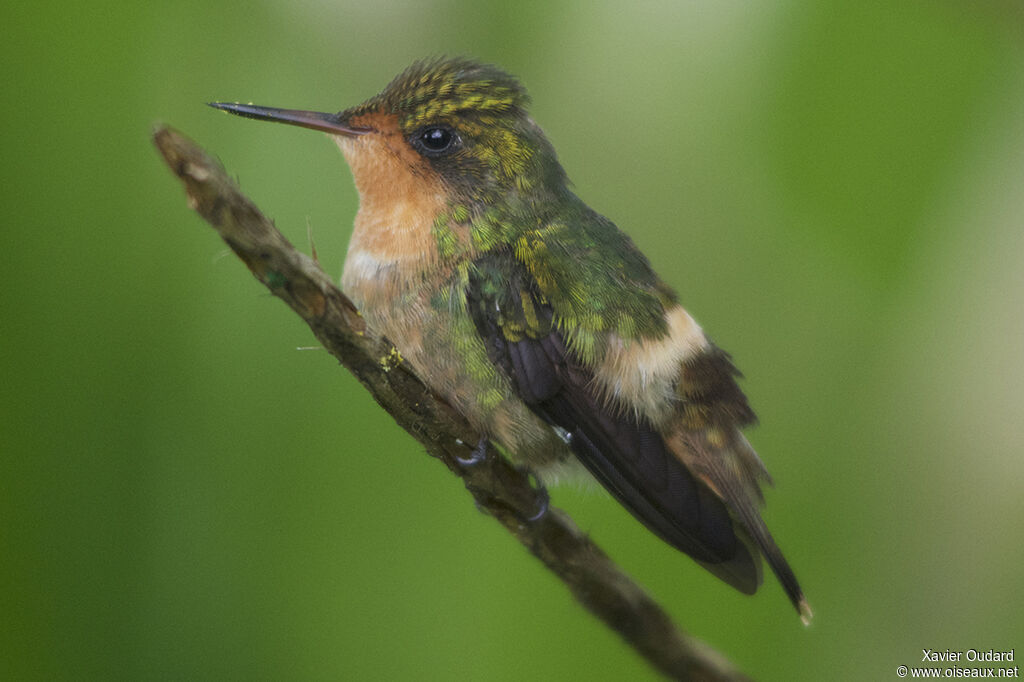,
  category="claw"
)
[522,470,550,523]
[455,436,489,466]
